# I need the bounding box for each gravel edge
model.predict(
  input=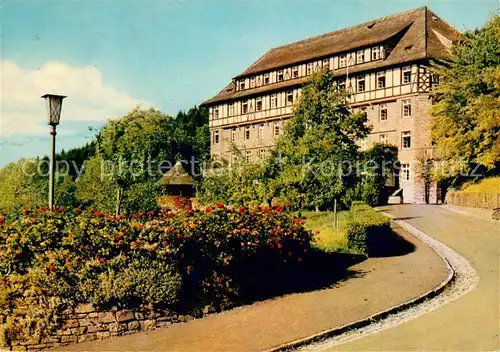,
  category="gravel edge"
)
[265,213,479,352]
